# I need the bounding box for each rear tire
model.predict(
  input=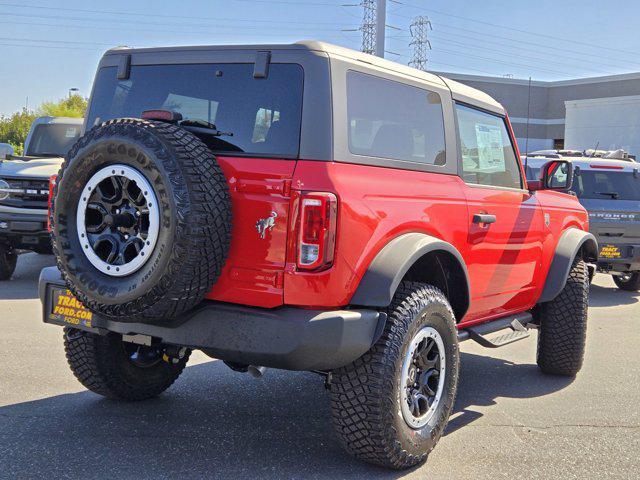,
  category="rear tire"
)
[536,257,588,376]
[612,272,640,291]
[64,328,190,401]
[329,282,459,470]
[0,245,17,280]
